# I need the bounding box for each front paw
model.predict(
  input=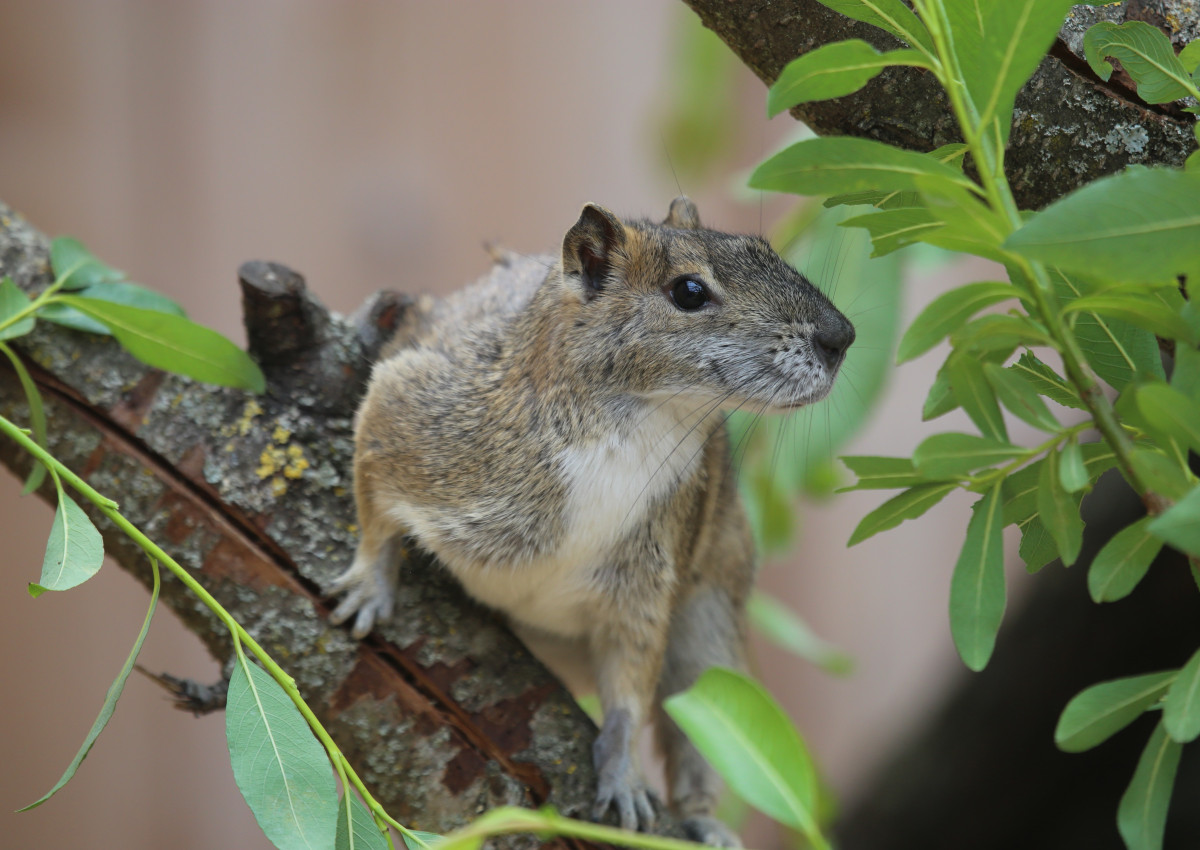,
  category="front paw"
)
[681,816,742,848]
[592,770,657,833]
[329,558,395,638]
